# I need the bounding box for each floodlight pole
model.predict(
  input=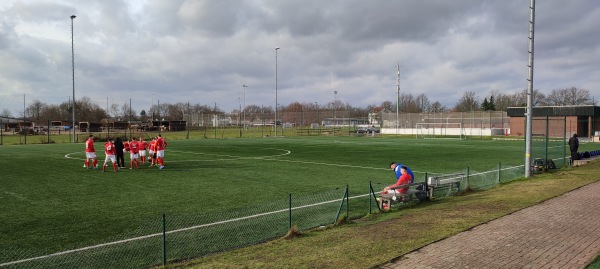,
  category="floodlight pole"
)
[70,15,76,143]
[243,84,248,129]
[525,0,536,178]
[396,63,400,136]
[315,102,319,126]
[275,47,280,136]
[334,91,337,119]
